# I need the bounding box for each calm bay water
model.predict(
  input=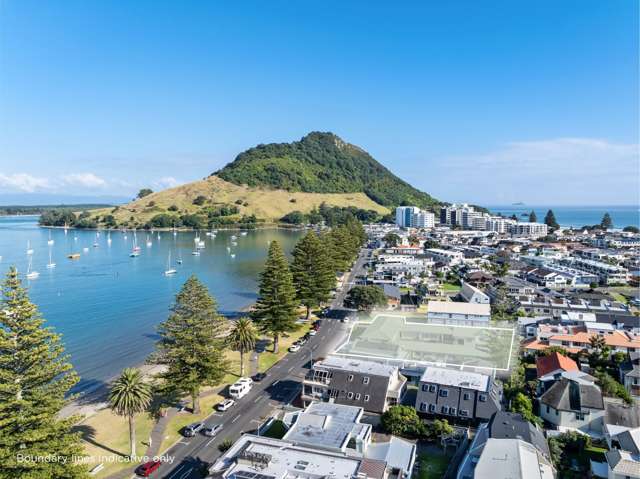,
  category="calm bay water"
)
[0,216,303,393]
[488,205,639,229]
